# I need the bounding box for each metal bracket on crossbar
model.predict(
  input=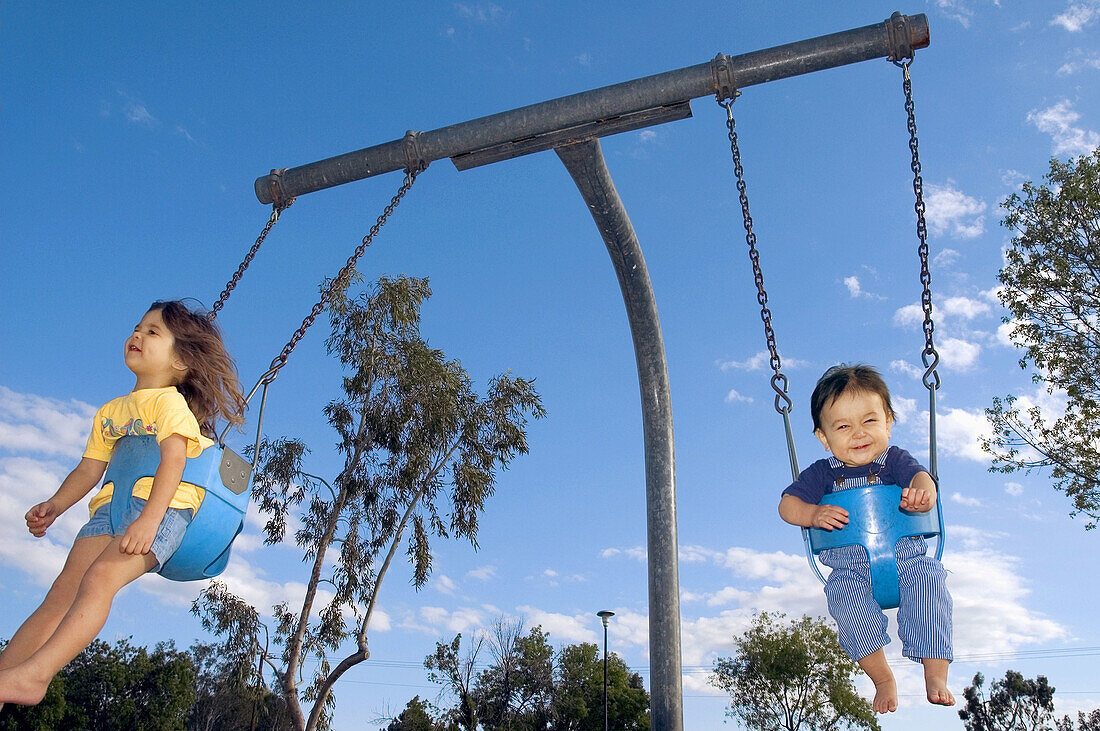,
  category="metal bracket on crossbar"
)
[451,102,692,170]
